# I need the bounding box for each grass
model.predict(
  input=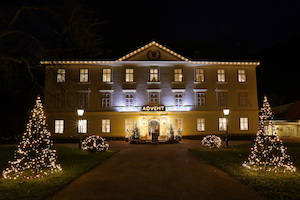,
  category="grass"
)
[0,145,117,200]
[190,143,300,200]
